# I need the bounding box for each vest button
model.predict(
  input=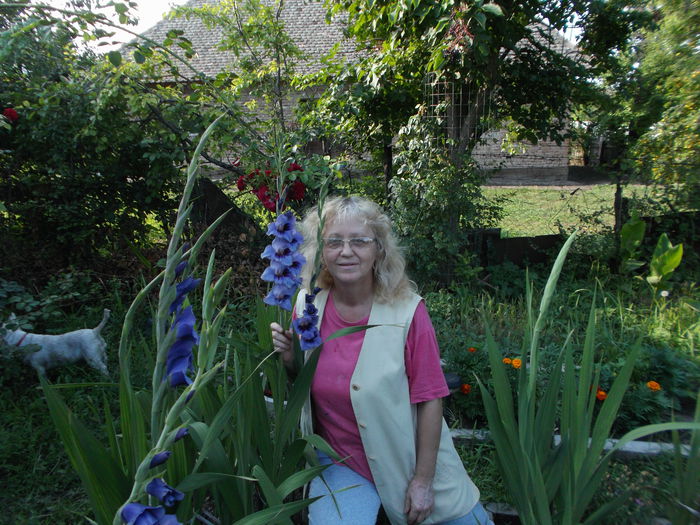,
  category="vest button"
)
[351,384,360,391]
